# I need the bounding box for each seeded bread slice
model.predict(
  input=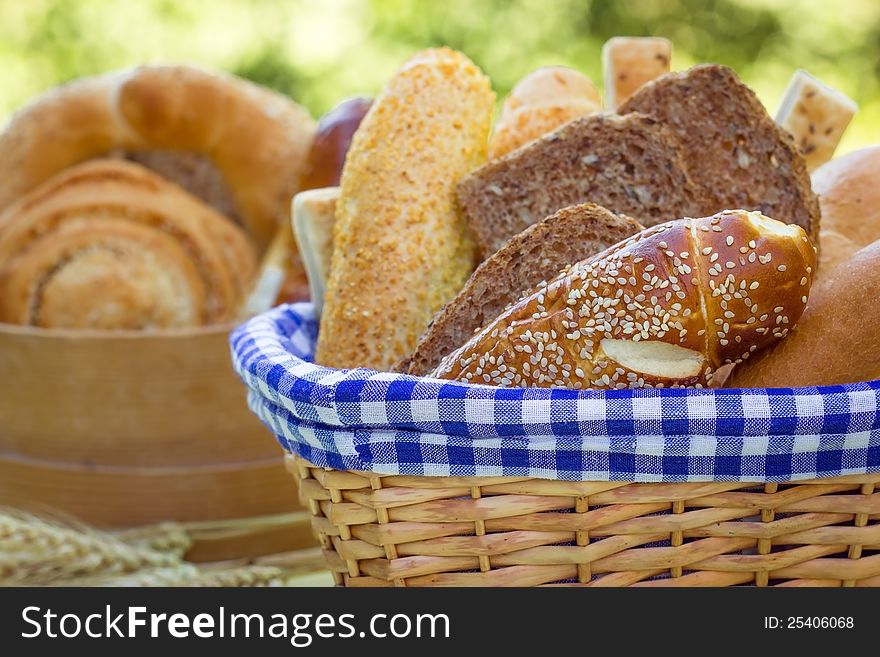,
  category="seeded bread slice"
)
[457,112,699,259]
[400,203,642,375]
[619,64,820,242]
